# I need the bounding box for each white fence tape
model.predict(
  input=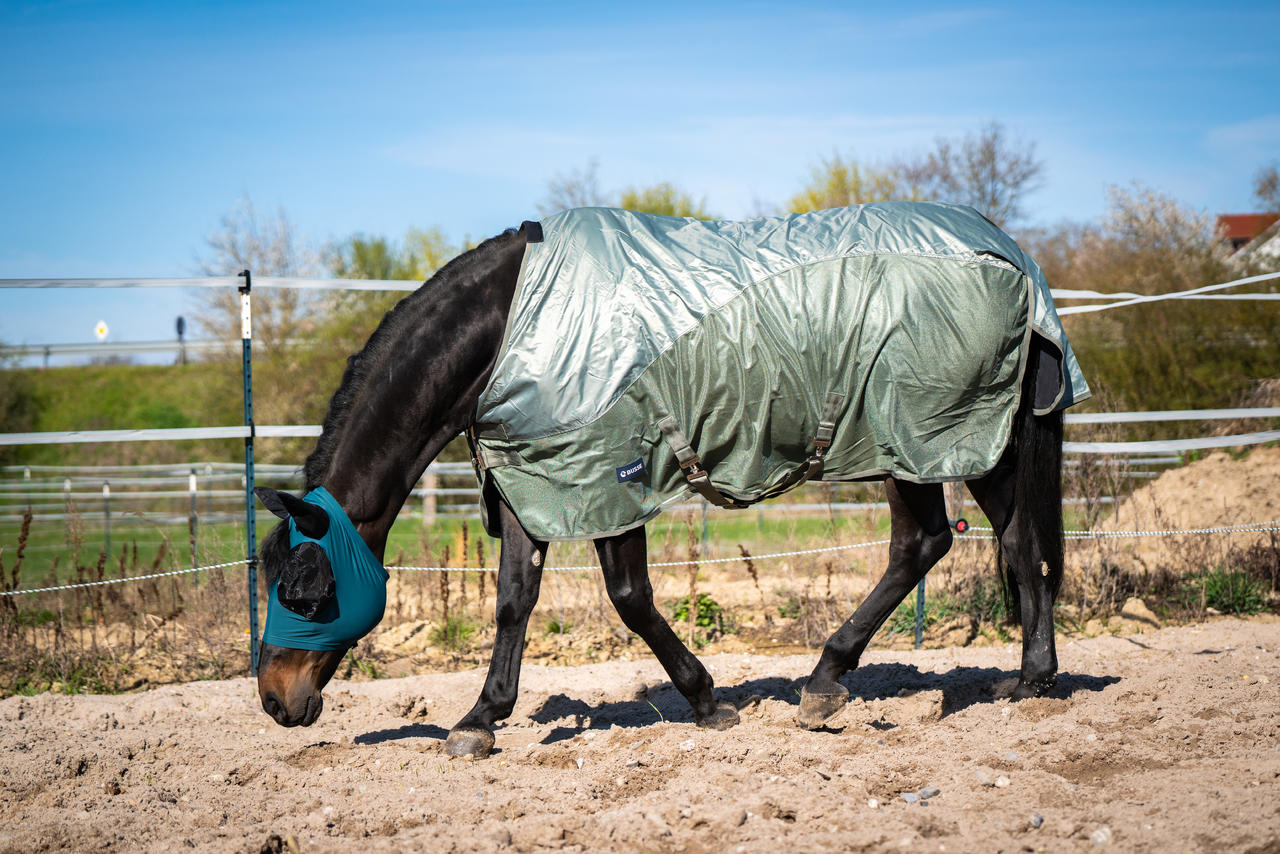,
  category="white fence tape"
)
[0,276,421,291]
[1065,407,1280,424]
[1064,429,1280,454]
[0,425,323,446]
[1056,271,1280,315]
[6,420,1276,452]
[5,272,1278,301]
[1053,289,1280,302]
